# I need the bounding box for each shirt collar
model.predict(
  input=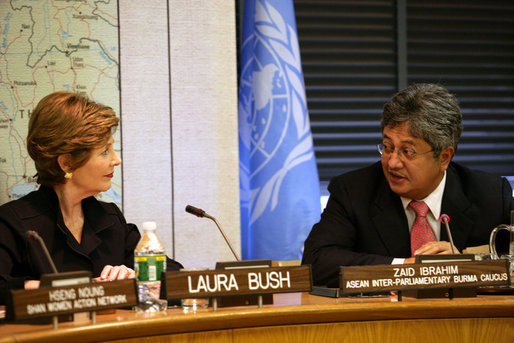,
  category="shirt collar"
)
[400,170,447,219]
